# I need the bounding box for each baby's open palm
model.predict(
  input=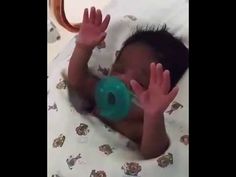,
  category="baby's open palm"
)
[131,63,179,117]
[78,7,110,48]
